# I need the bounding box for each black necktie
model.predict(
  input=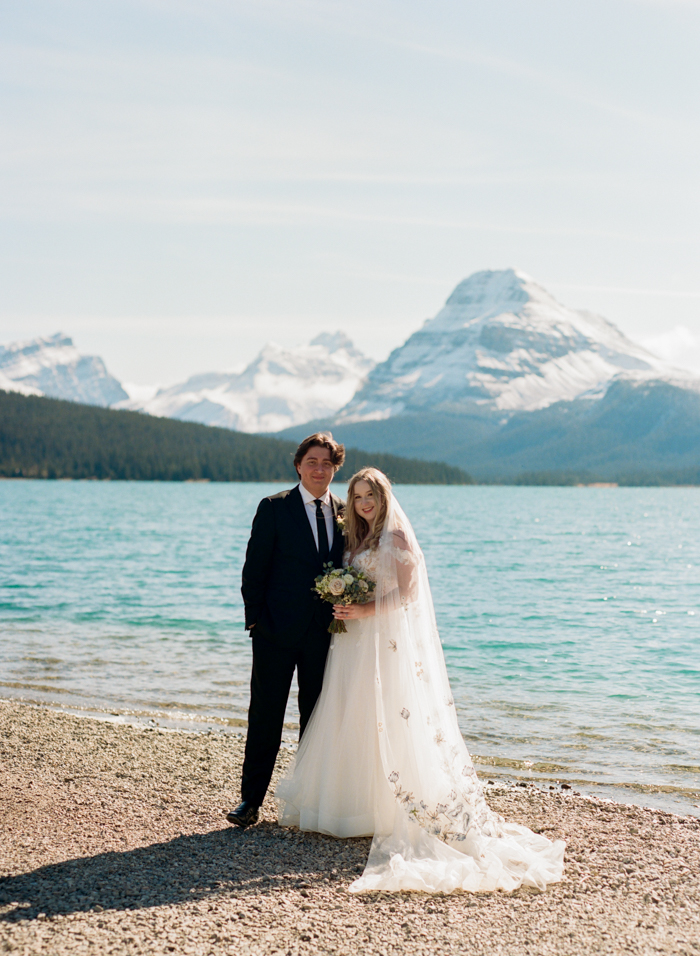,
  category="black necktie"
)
[314,498,330,564]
